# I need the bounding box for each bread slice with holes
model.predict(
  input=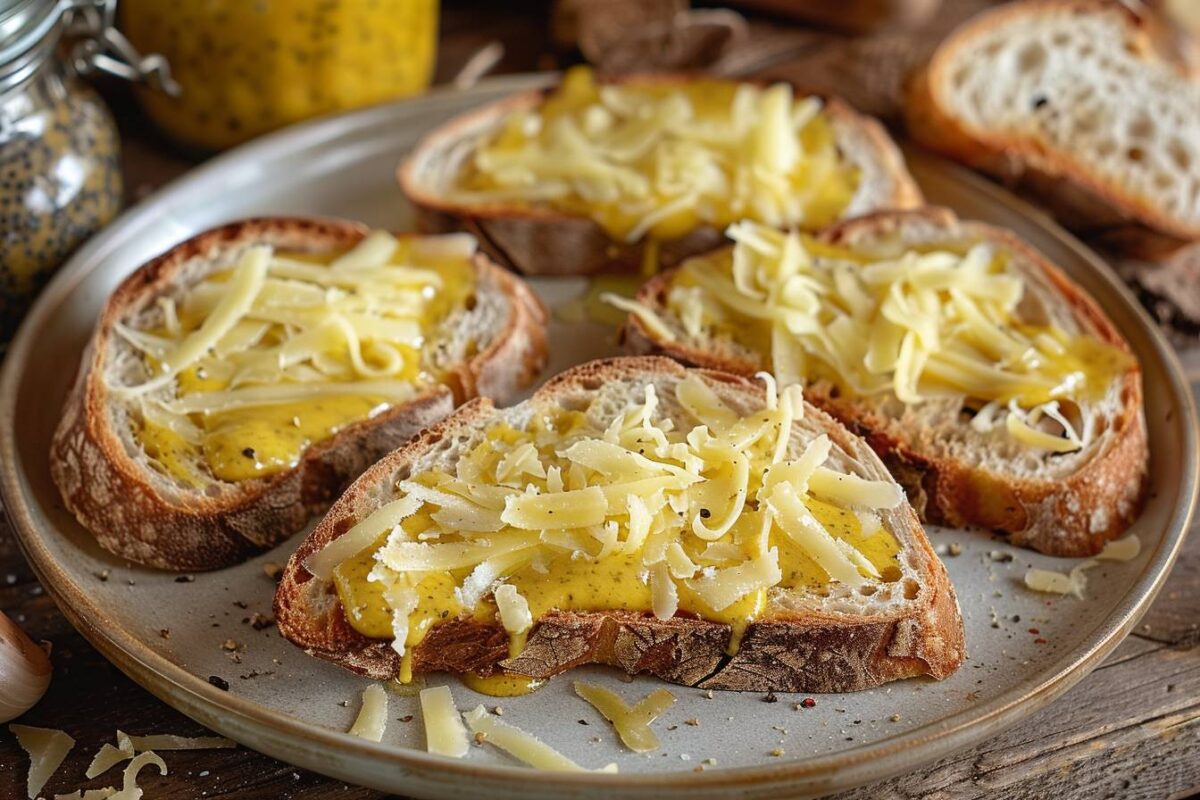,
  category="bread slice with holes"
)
[275,356,964,693]
[50,217,548,571]
[400,72,922,276]
[906,0,1200,253]
[623,209,1148,557]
